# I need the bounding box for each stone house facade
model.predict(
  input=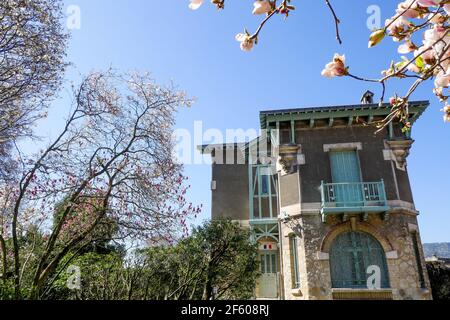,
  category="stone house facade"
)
[200,98,432,300]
